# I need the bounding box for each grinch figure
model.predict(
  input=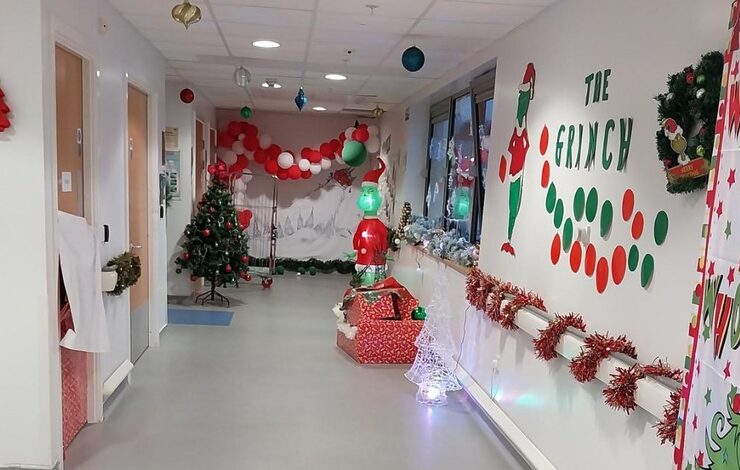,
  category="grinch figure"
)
[500,62,535,256]
[352,159,389,285]
[699,386,740,469]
